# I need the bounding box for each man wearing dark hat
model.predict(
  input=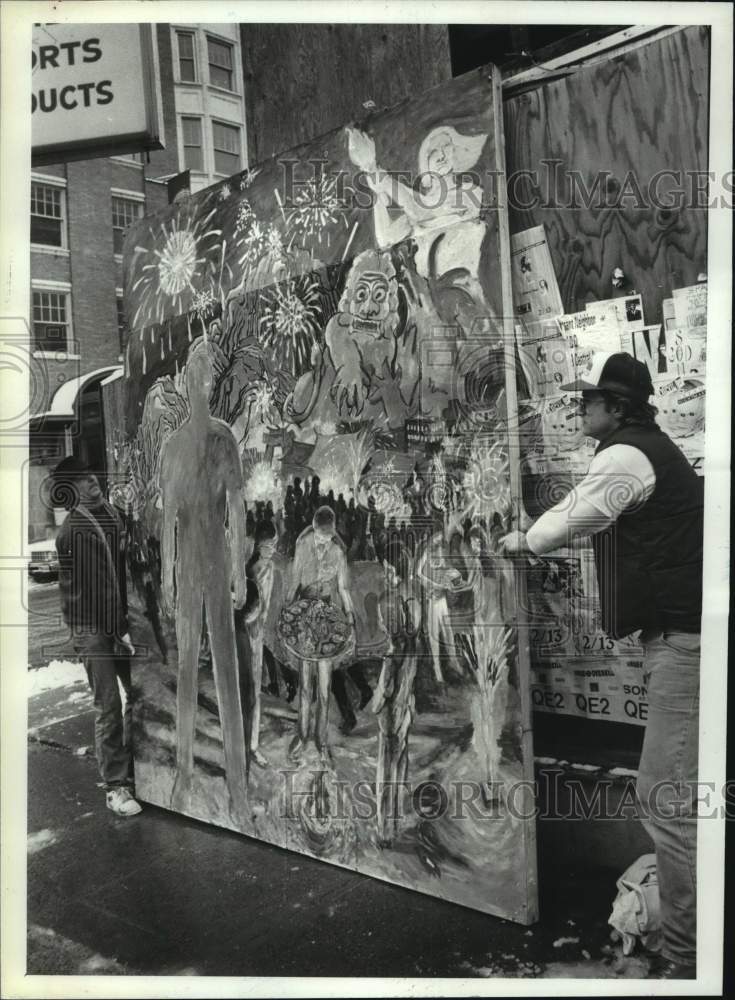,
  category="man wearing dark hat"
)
[501,351,702,979]
[52,457,141,817]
